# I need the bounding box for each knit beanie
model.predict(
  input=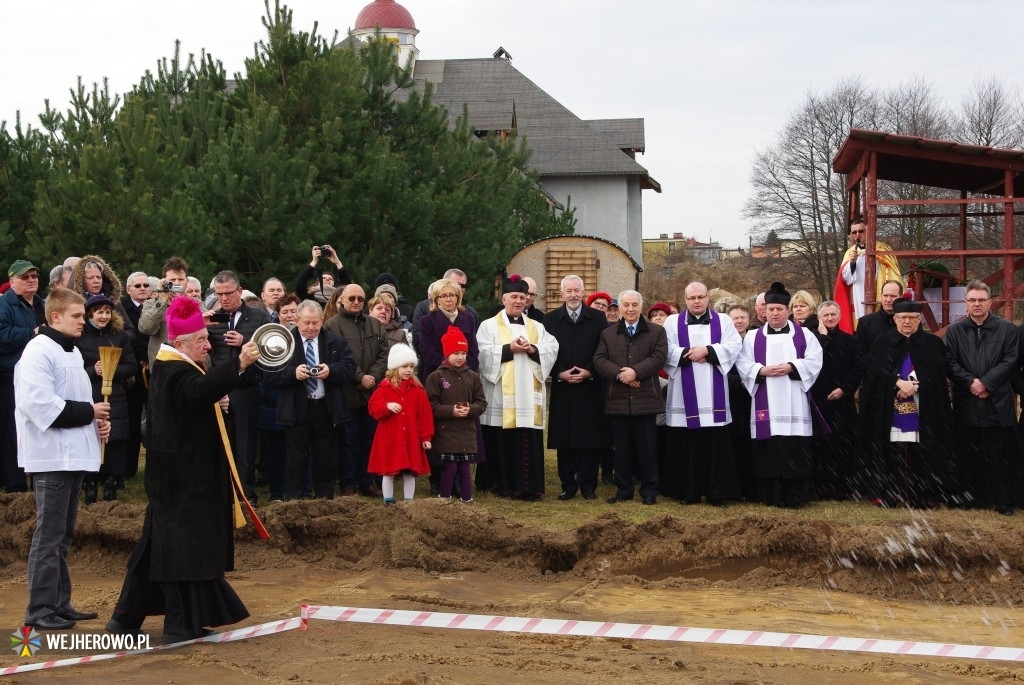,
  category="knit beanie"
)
[441,325,469,357]
[387,343,418,370]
